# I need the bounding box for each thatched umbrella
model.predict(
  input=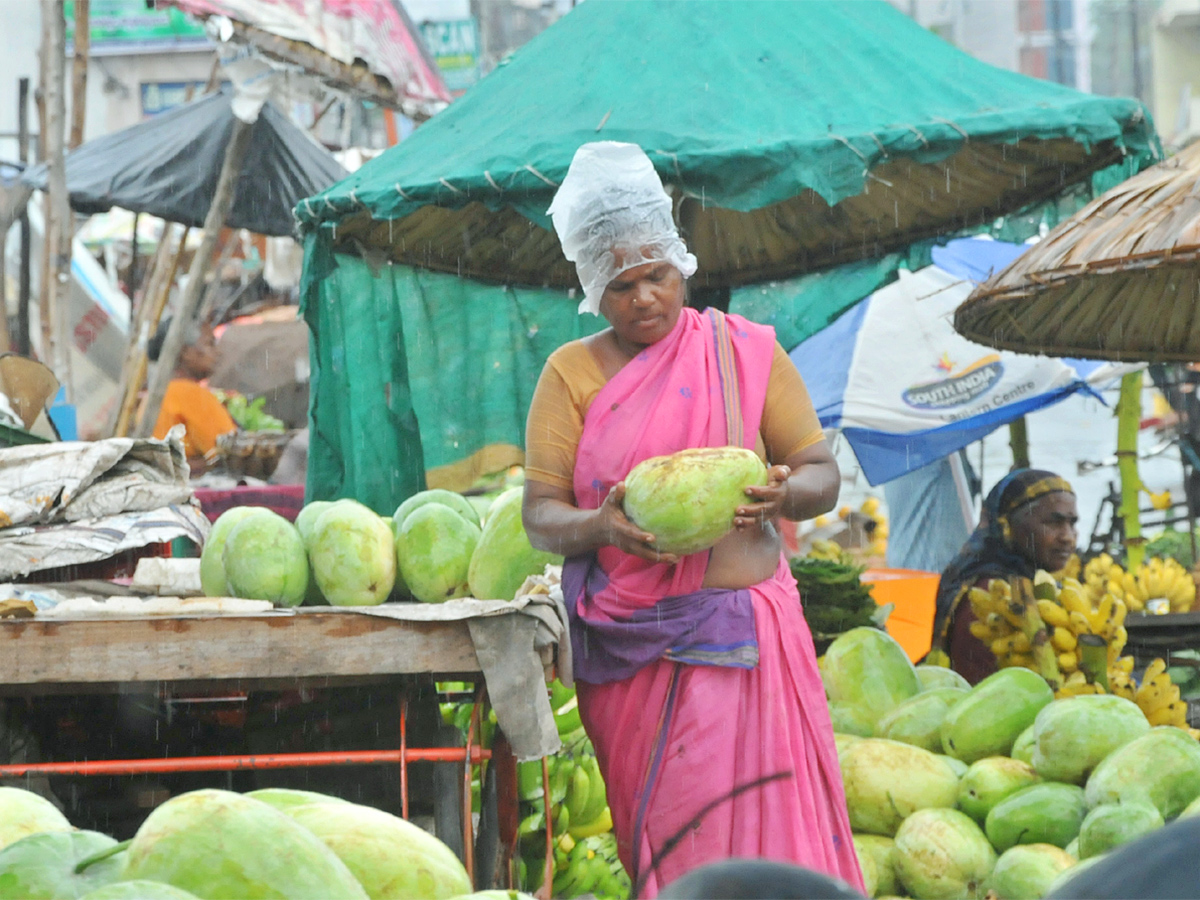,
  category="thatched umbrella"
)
[954,144,1200,569]
[954,141,1200,363]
